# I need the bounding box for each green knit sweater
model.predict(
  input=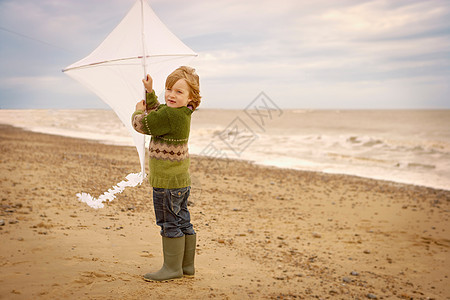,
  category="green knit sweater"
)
[132,91,192,189]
